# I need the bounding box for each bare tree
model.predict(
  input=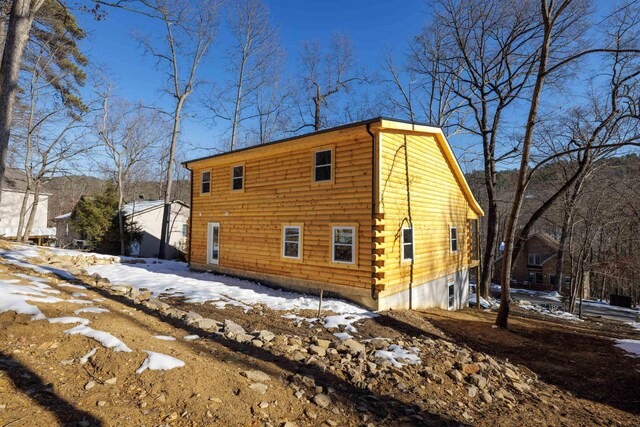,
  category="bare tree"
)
[296,33,368,131]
